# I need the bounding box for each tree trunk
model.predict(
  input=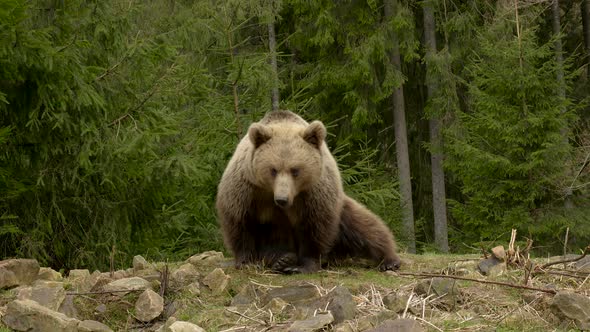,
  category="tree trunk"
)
[423,3,449,253]
[268,20,280,111]
[385,0,416,253]
[552,0,573,209]
[583,0,590,81]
